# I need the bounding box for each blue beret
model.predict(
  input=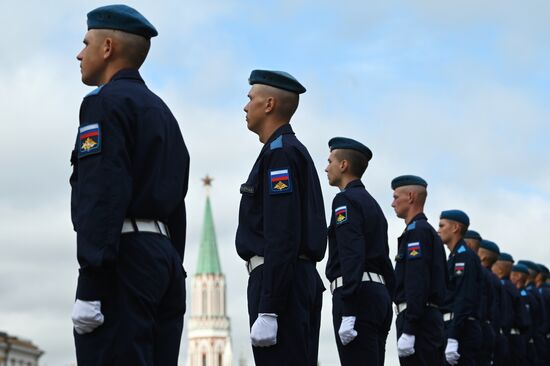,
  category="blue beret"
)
[391,175,428,190]
[512,263,529,275]
[248,70,306,94]
[328,137,372,161]
[498,252,514,263]
[479,239,500,254]
[464,230,482,241]
[518,260,540,273]
[538,264,549,275]
[87,5,158,39]
[440,209,470,227]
